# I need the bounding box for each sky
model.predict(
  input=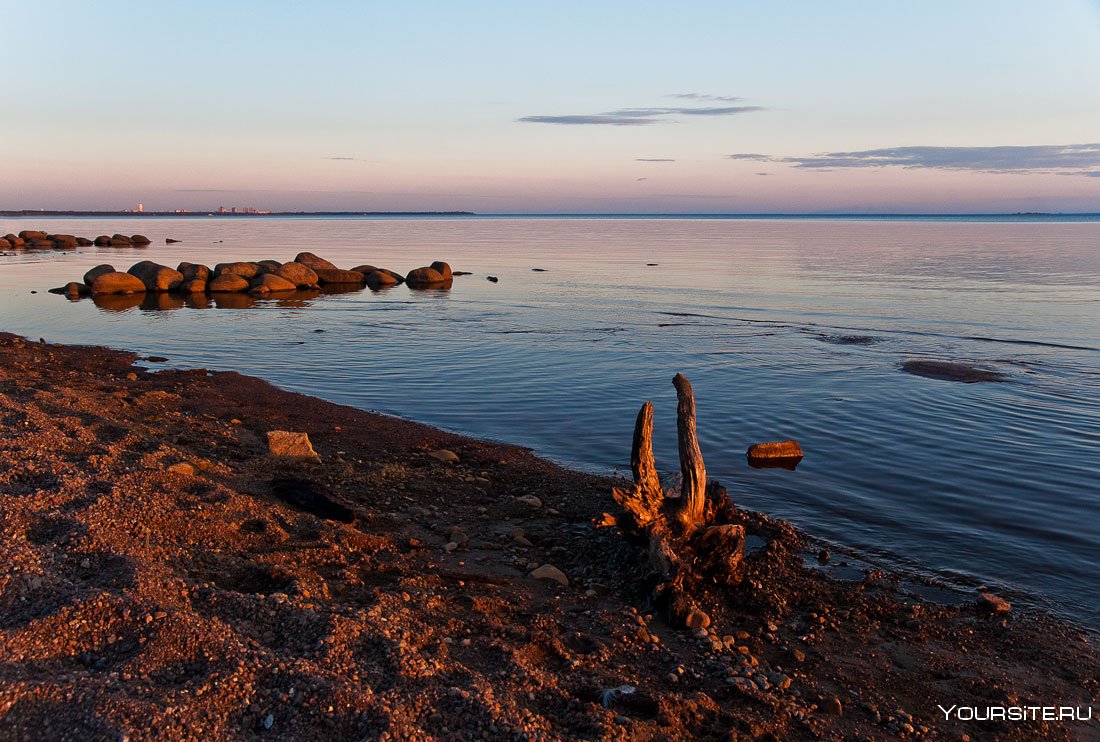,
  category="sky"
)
[3,1,1100,213]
